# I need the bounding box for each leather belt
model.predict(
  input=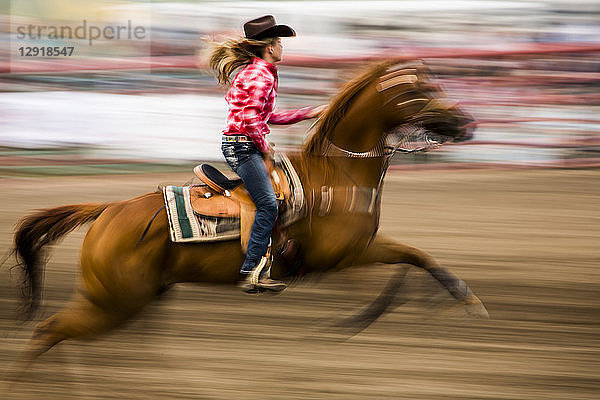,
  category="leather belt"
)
[222,135,251,143]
